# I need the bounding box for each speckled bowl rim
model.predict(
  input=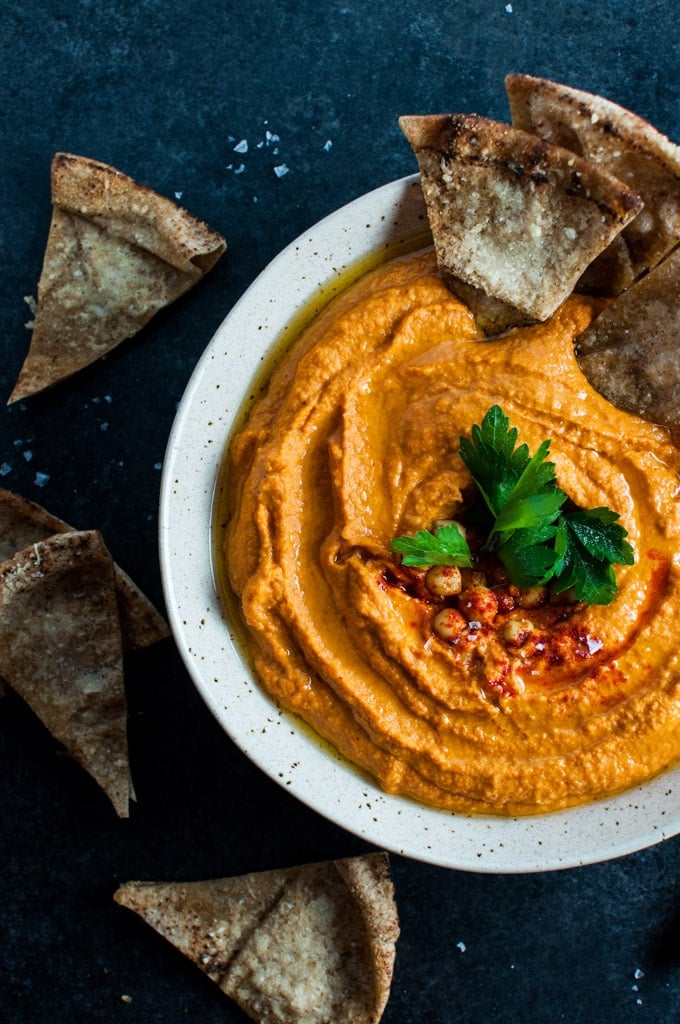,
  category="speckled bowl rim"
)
[159,174,680,873]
